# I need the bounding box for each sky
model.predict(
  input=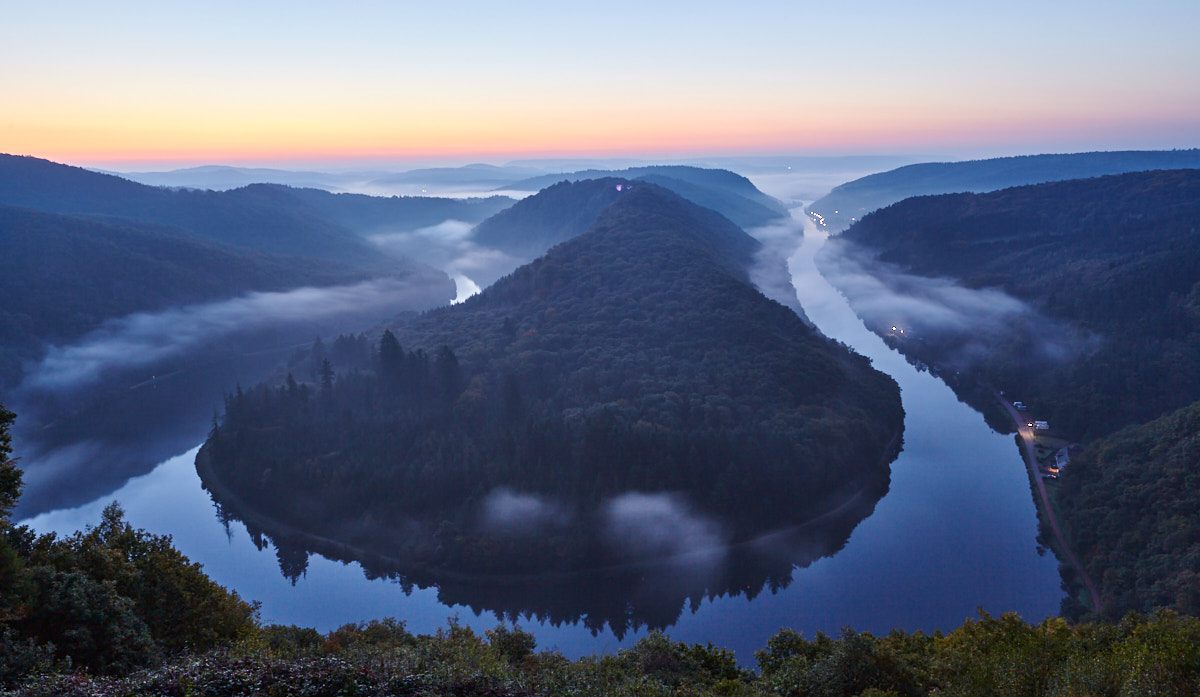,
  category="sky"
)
[2,0,1198,168]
